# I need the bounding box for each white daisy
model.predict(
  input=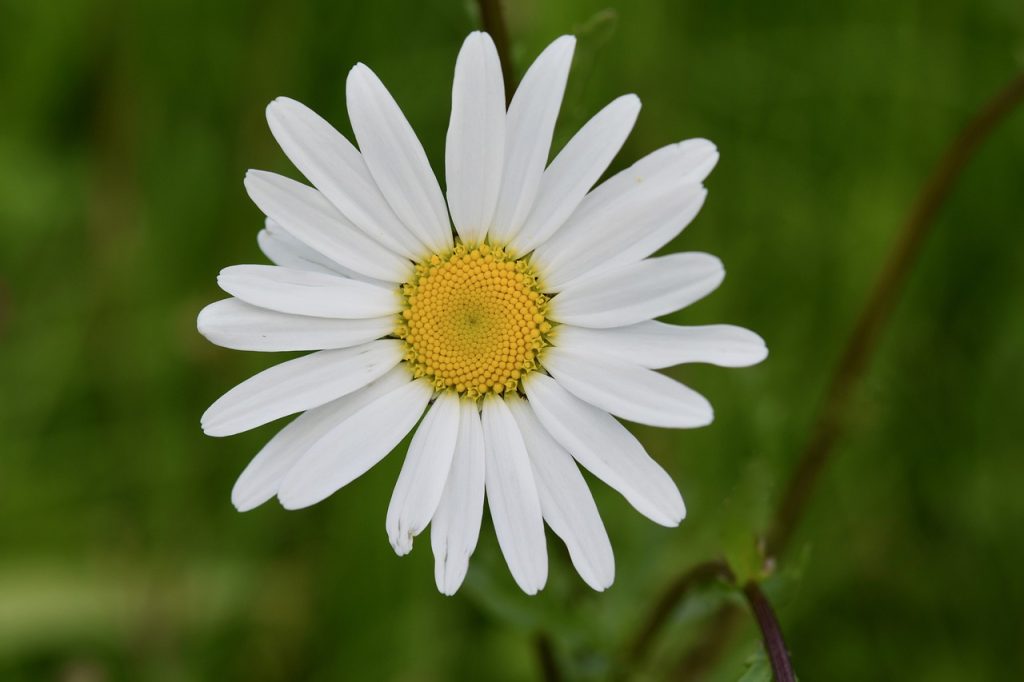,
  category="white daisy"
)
[198,32,767,595]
